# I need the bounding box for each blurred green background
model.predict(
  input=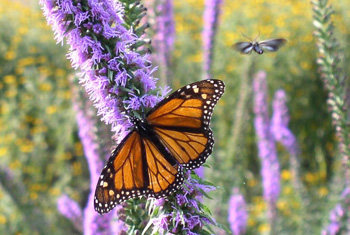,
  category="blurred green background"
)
[0,0,349,234]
